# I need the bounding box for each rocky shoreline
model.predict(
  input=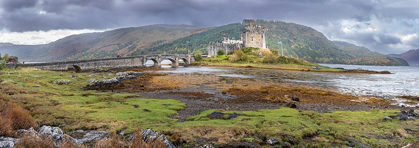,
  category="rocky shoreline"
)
[0,126,175,148]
